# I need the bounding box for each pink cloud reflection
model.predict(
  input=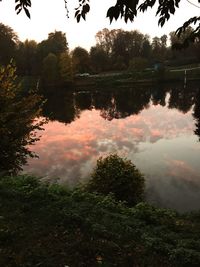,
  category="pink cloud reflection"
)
[166,159,200,182]
[24,104,198,185]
